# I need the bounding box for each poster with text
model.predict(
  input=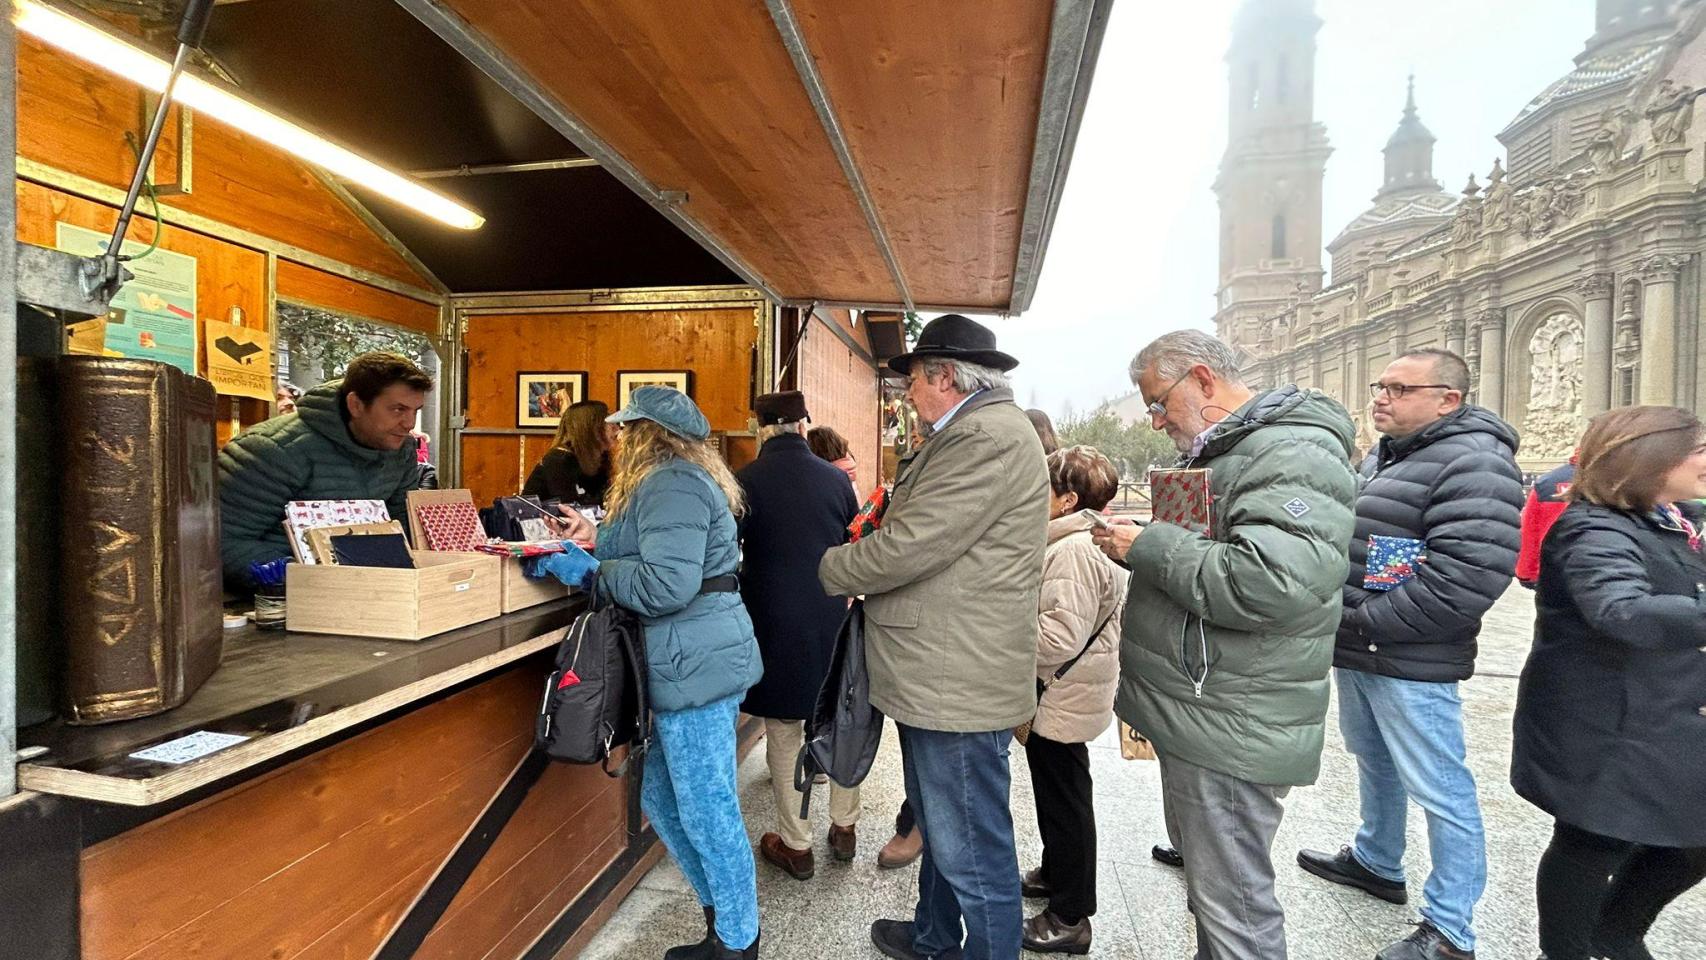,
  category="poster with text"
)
[204,319,273,400]
[55,223,198,375]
